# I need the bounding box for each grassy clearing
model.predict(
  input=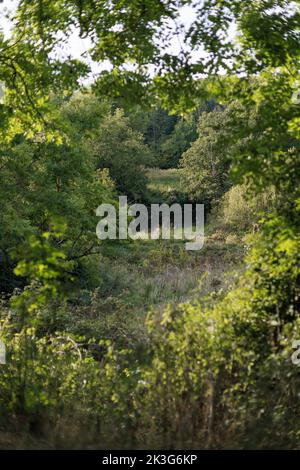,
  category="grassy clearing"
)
[147,168,182,192]
[0,167,249,449]
[64,168,247,349]
[146,167,187,203]
[66,238,245,350]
